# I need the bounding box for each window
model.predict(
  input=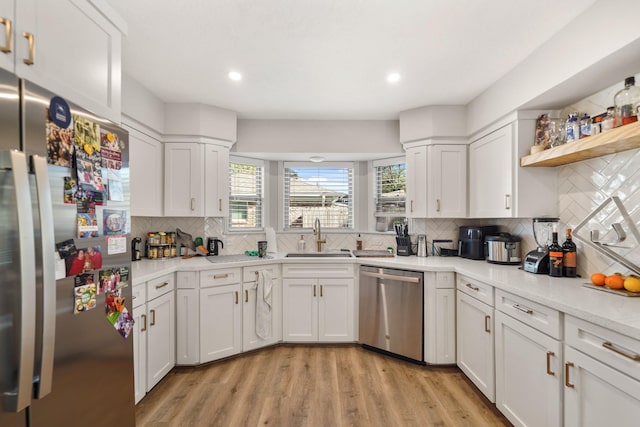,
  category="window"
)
[228,157,264,230]
[373,157,406,232]
[284,162,354,230]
